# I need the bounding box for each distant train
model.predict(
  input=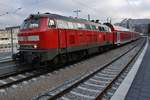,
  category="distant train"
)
[13,13,140,64]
